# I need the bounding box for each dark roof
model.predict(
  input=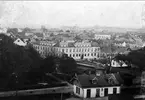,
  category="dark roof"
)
[77,73,109,88]
[113,73,124,84]
[68,43,75,47]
